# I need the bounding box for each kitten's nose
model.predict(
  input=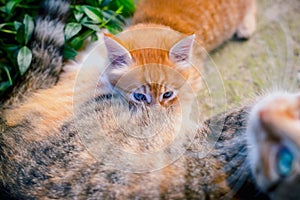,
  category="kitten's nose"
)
[149,100,159,106]
[150,101,165,110]
[149,96,159,106]
[150,104,163,112]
